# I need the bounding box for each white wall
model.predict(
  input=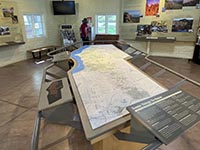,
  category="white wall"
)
[0,0,64,67]
[65,0,121,41]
